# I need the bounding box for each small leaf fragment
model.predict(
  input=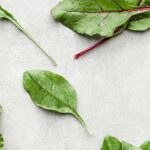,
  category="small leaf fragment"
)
[0,106,3,150]
[100,136,150,150]
[0,135,3,150]
[23,70,90,134]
